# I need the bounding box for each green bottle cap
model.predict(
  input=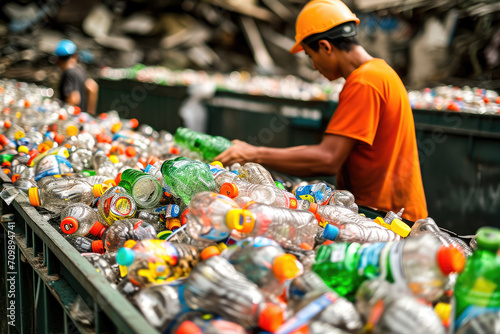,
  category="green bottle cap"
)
[82,170,96,177]
[476,227,500,252]
[275,181,285,190]
[157,230,172,240]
